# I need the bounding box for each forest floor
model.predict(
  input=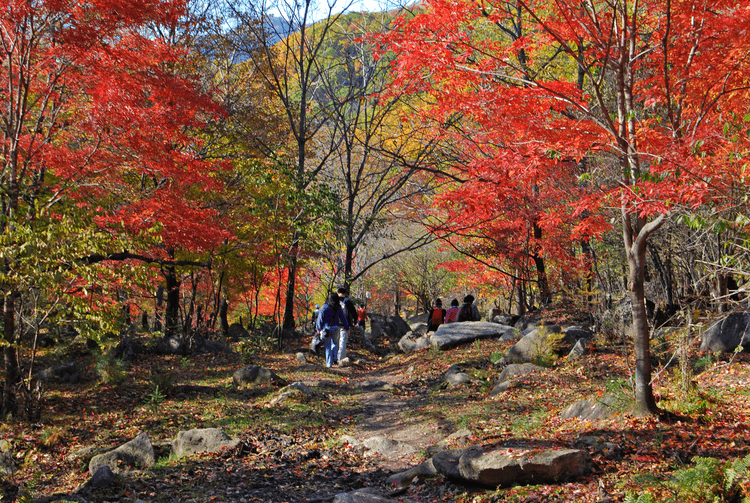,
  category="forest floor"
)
[2,315,750,503]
